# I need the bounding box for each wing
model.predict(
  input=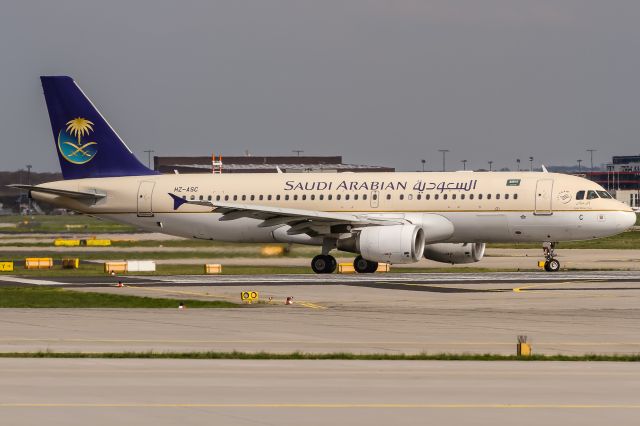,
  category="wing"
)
[168,193,403,237]
[8,184,106,200]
